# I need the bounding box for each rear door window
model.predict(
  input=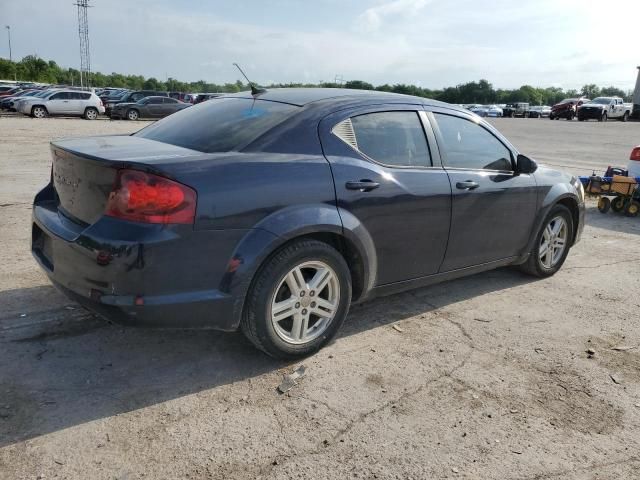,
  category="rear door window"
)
[344,111,431,167]
[433,113,513,171]
[135,98,298,152]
